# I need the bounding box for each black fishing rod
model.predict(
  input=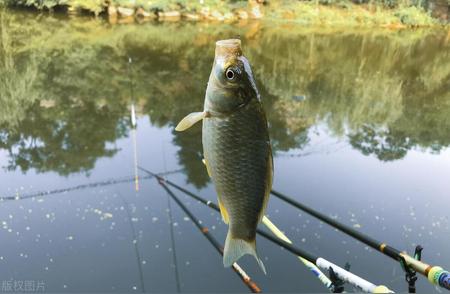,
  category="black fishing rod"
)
[138,166,393,293]
[158,181,261,293]
[270,189,450,292]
